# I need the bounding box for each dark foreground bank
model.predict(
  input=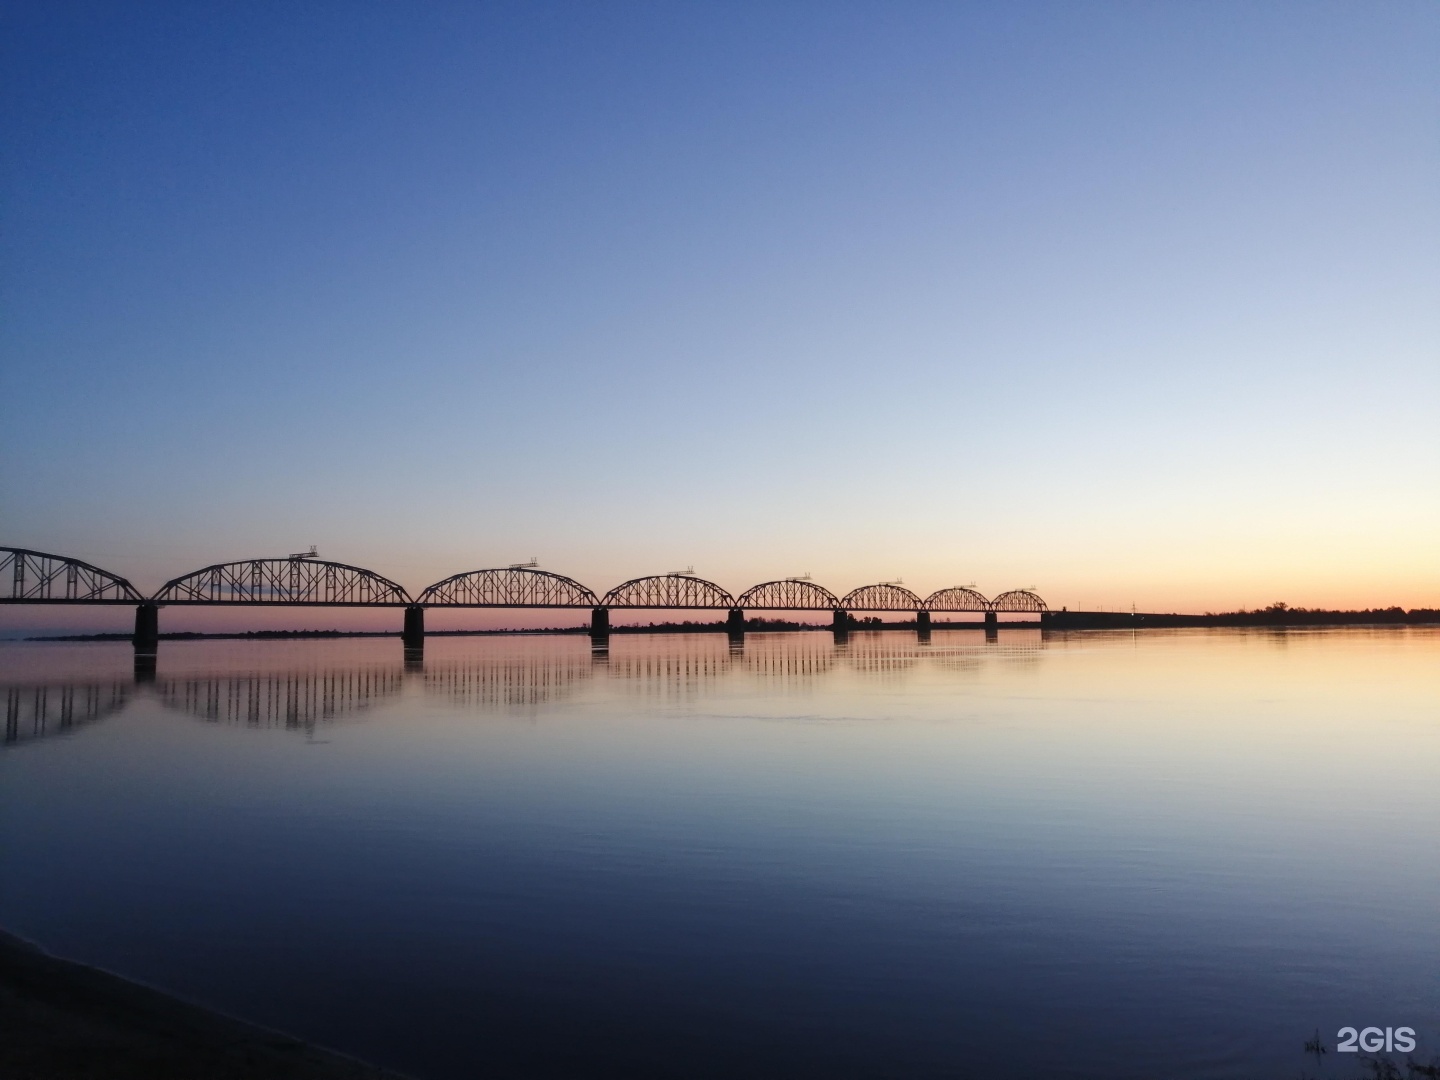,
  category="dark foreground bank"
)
[0,930,408,1080]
